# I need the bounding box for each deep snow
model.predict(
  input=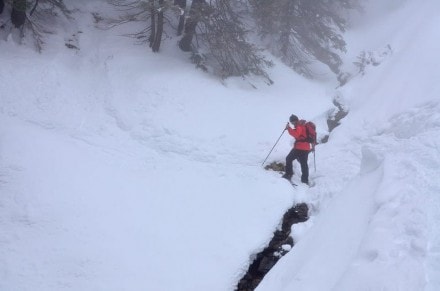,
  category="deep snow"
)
[1,0,439,290]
